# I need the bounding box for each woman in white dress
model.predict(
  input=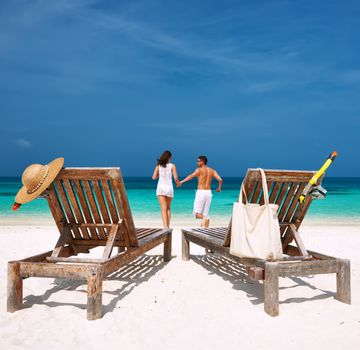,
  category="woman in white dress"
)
[152,150,180,228]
